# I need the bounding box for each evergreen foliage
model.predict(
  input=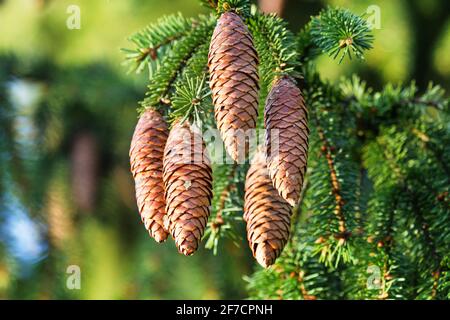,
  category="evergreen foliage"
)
[2,0,448,300]
[309,7,374,63]
[122,0,450,299]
